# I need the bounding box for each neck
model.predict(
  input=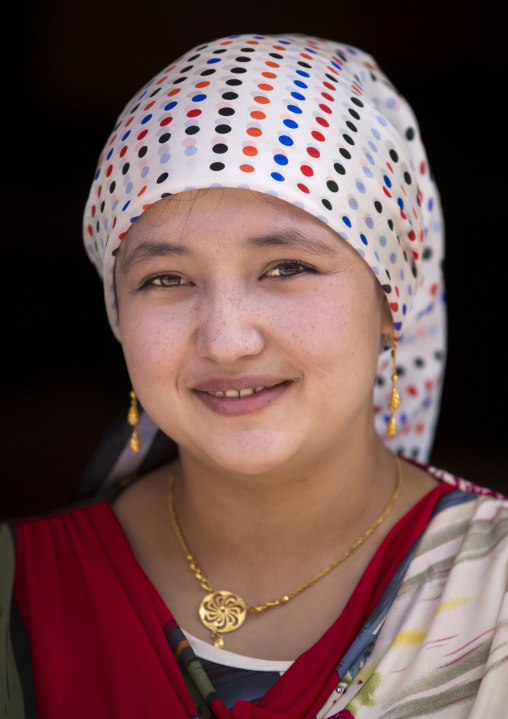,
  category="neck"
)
[173,430,397,601]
